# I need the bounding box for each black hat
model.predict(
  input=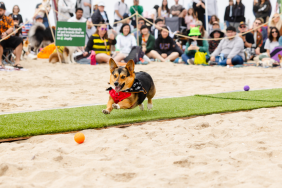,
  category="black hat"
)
[140,25,149,31]
[12,15,19,20]
[0,2,6,10]
[209,29,224,38]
